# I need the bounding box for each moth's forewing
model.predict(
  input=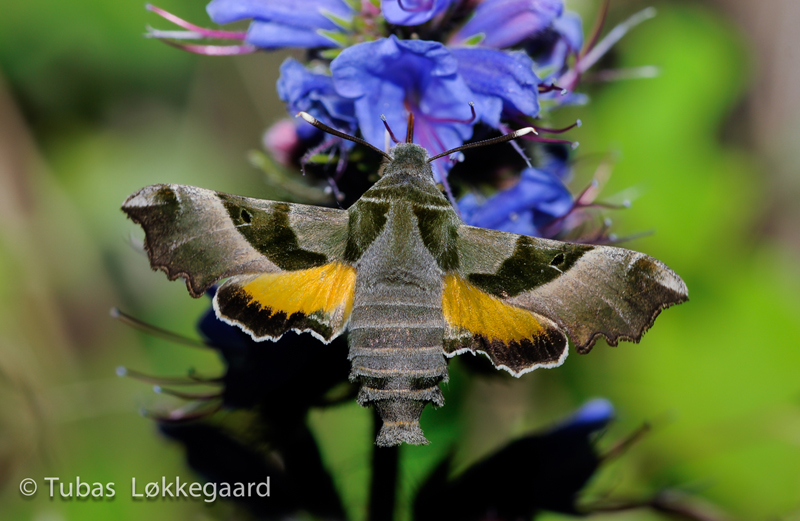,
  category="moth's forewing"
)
[453,224,688,357]
[122,184,355,342]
